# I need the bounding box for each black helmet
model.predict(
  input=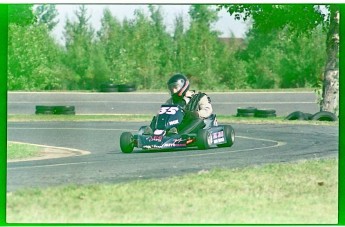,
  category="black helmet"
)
[167,73,190,98]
